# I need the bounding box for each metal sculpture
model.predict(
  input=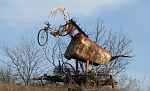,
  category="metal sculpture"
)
[36,7,116,88]
[38,18,111,70]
